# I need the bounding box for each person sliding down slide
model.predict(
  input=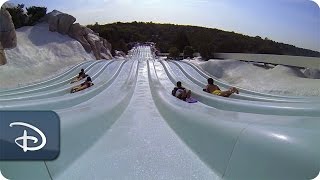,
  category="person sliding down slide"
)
[71,69,88,84]
[70,77,94,93]
[203,78,239,97]
[172,81,197,103]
